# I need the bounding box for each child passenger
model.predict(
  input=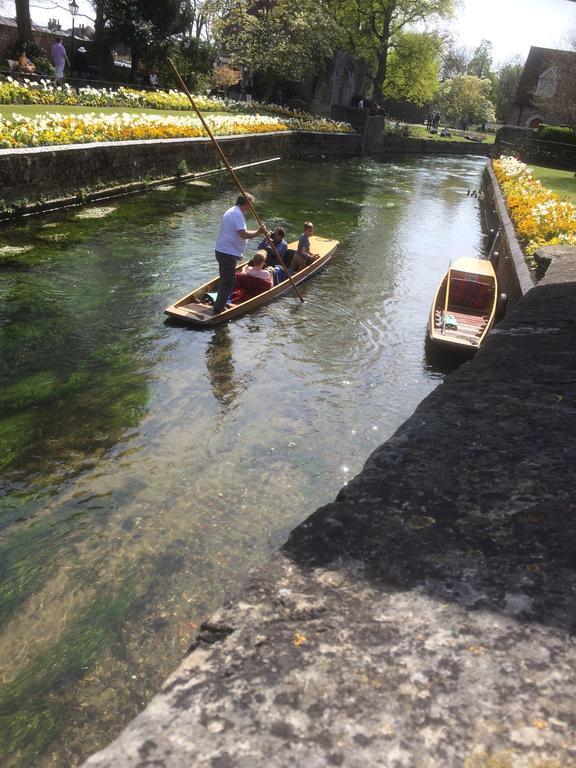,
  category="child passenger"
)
[243,250,274,283]
[291,221,319,273]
